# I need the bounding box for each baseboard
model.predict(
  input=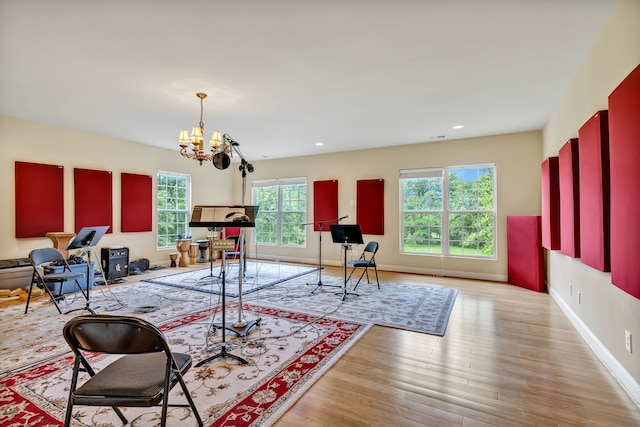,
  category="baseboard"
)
[253,255,506,282]
[550,287,640,406]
